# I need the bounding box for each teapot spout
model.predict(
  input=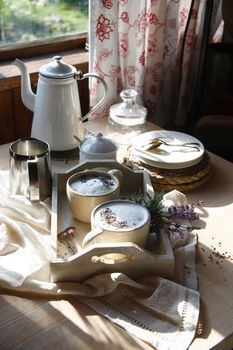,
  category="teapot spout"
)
[14,58,35,112]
